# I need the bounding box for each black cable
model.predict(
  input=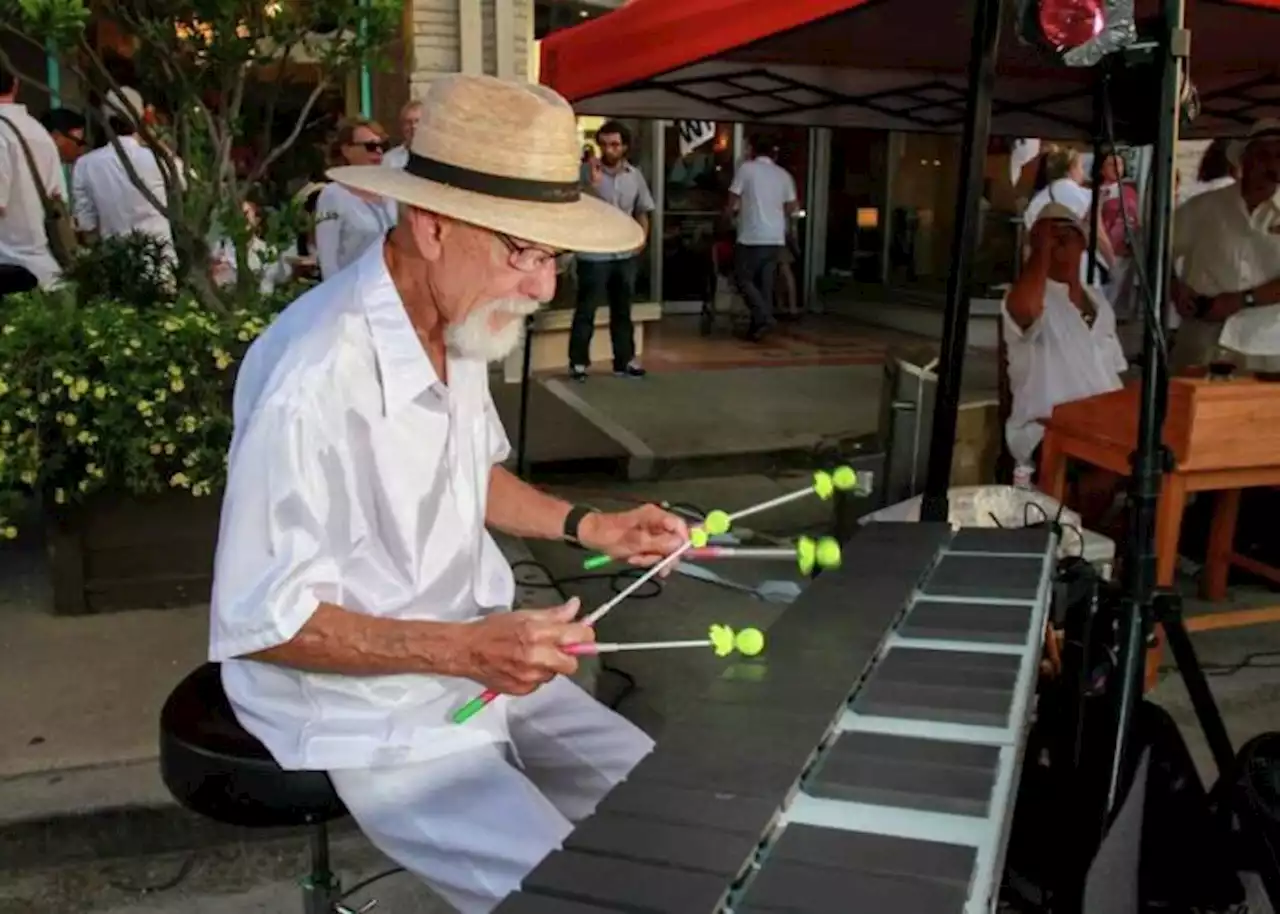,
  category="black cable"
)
[1023,498,1087,557]
[340,865,406,901]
